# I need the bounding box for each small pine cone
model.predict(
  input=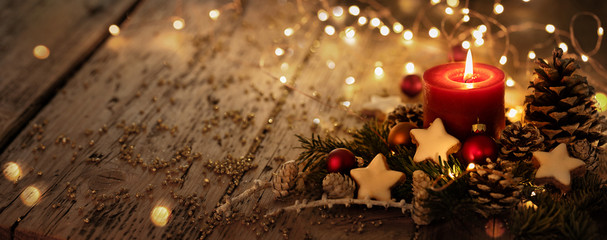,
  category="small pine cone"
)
[468,159,522,217]
[568,139,599,170]
[384,104,424,128]
[499,122,544,162]
[272,161,299,198]
[322,173,356,198]
[411,170,433,225]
